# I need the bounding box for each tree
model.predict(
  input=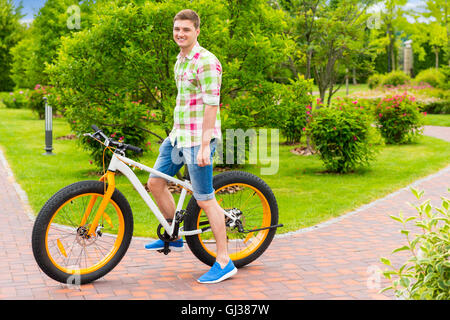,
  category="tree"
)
[400,0,448,71]
[368,0,407,73]
[423,0,449,66]
[384,0,409,72]
[283,0,321,81]
[10,0,95,88]
[10,27,38,89]
[276,0,321,90]
[428,22,447,68]
[0,0,24,91]
[312,0,374,105]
